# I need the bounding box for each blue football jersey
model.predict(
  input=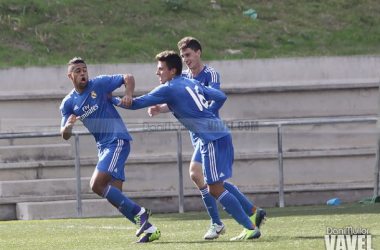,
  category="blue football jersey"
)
[60,74,132,146]
[182,65,222,147]
[111,76,230,145]
[182,65,220,90]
